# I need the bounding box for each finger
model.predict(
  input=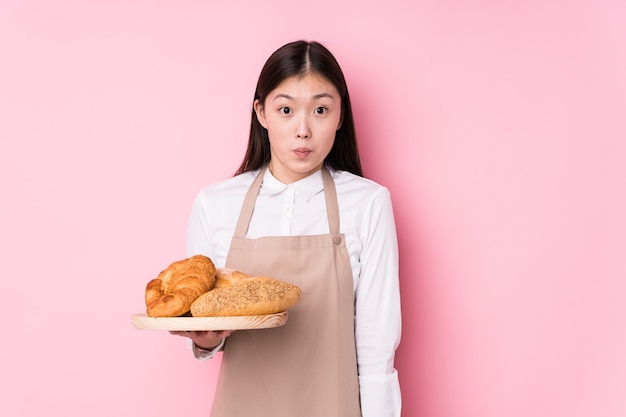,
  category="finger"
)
[168,330,197,338]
